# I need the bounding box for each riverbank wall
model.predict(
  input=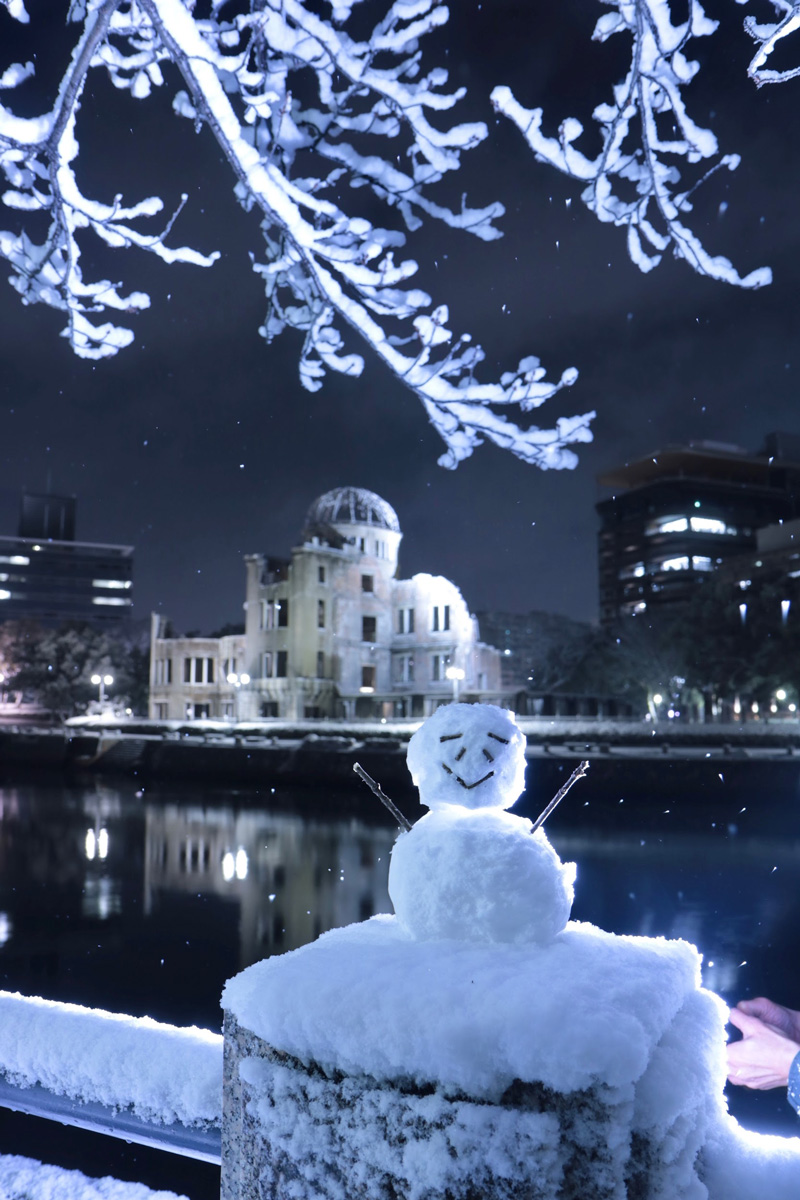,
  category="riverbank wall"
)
[1,718,799,834]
